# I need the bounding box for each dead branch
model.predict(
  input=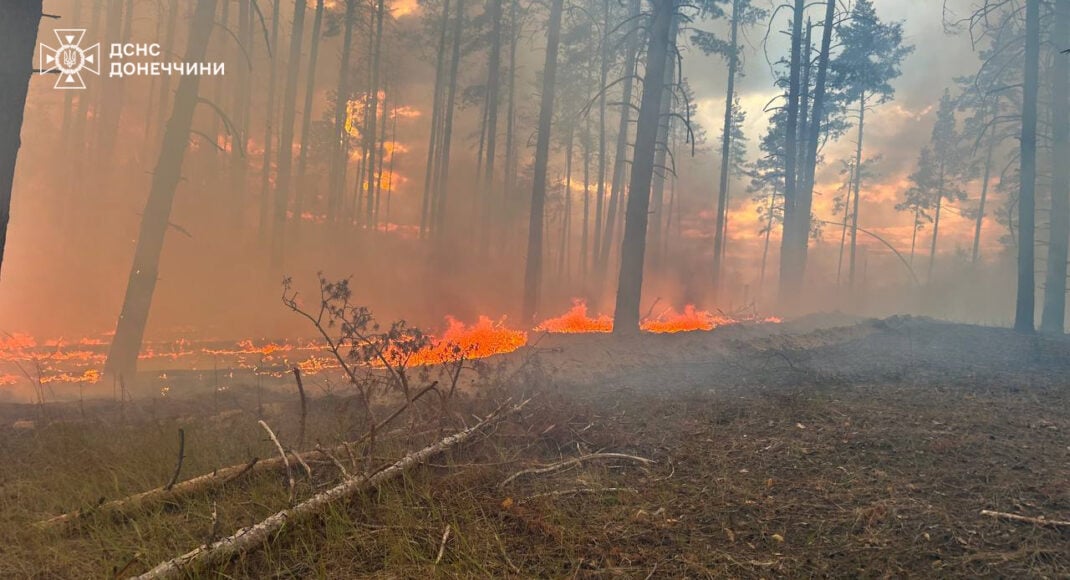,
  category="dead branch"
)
[132,398,531,580]
[981,509,1070,527]
[498,453,655,488]
[520,487,638,503]
[316,444,349,478]
[258,420,295,505]
[37,382,441,528]
[165,429,186,491]
[434,524,451,564]
[293,367,308,449]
